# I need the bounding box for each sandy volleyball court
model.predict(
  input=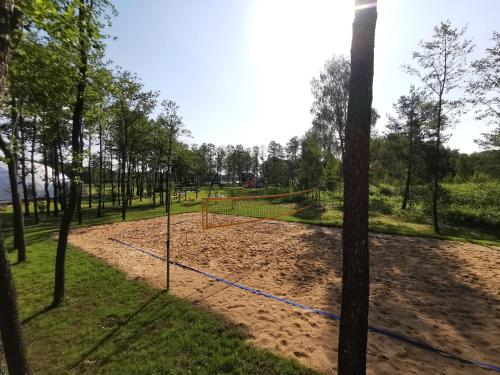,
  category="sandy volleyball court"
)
[68,213,500,374]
